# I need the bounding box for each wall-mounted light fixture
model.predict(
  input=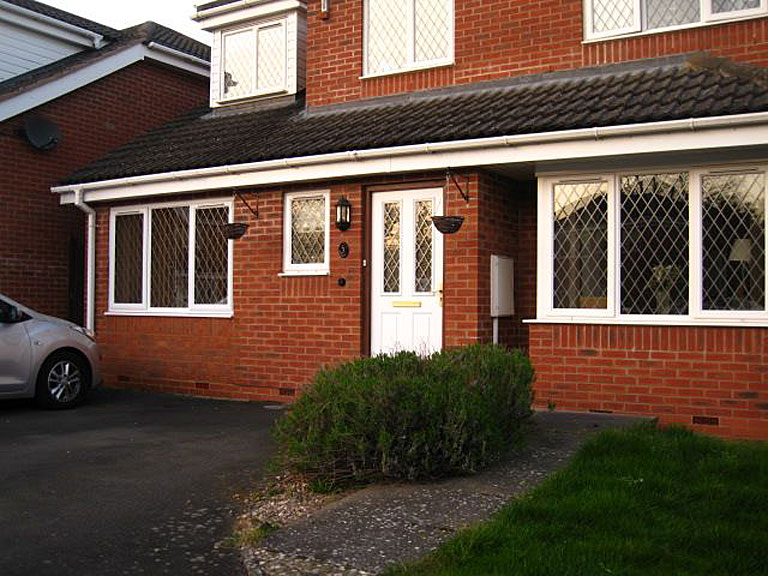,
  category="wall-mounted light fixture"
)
[336,195,351,231]
[321,0,330,19]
